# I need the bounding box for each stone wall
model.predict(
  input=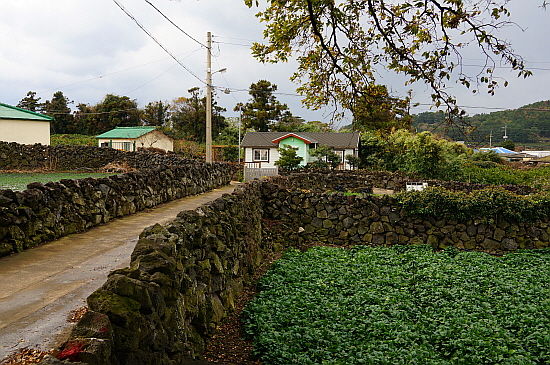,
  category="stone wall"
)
[39,174,546,364]
[262,186,549,253]
[0,141,200,171]
[272,171,535,195]
[49,181,266,365]
[0,164,233,258]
